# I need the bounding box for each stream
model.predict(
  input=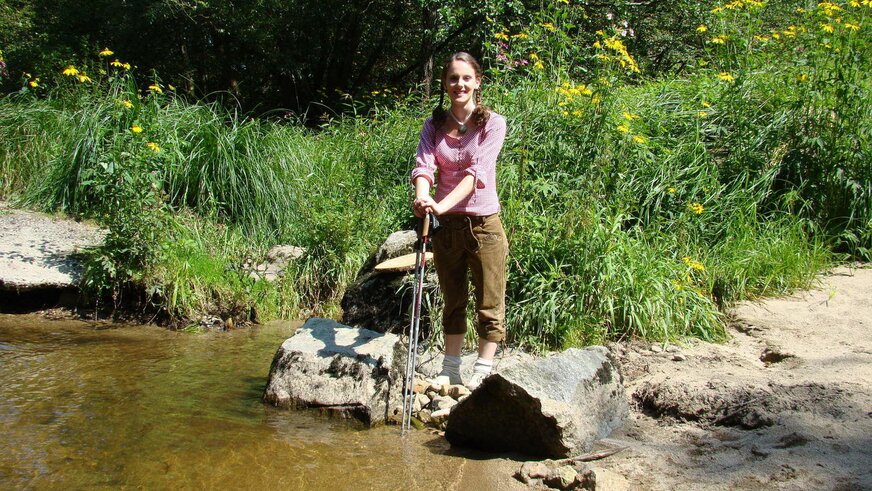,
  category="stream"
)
[0,314,510,489]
